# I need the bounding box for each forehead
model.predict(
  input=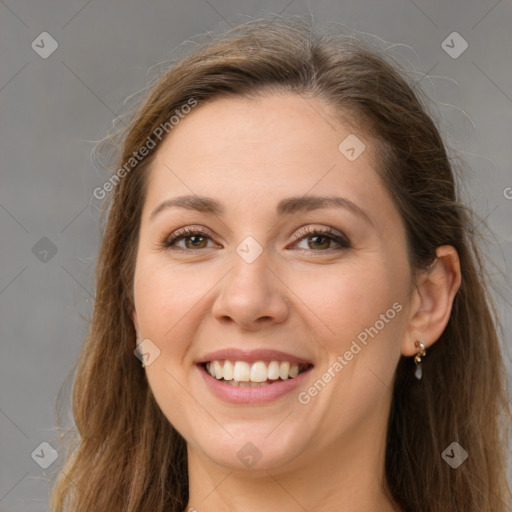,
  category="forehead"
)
[156,93,367,163]
[142,93,394,223]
